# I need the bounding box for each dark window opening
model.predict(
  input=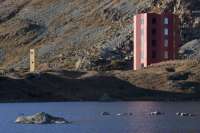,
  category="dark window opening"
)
[152,18,157,24]
[152,29,156,35]
[152,40,157,47]
[152,51,157,59]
